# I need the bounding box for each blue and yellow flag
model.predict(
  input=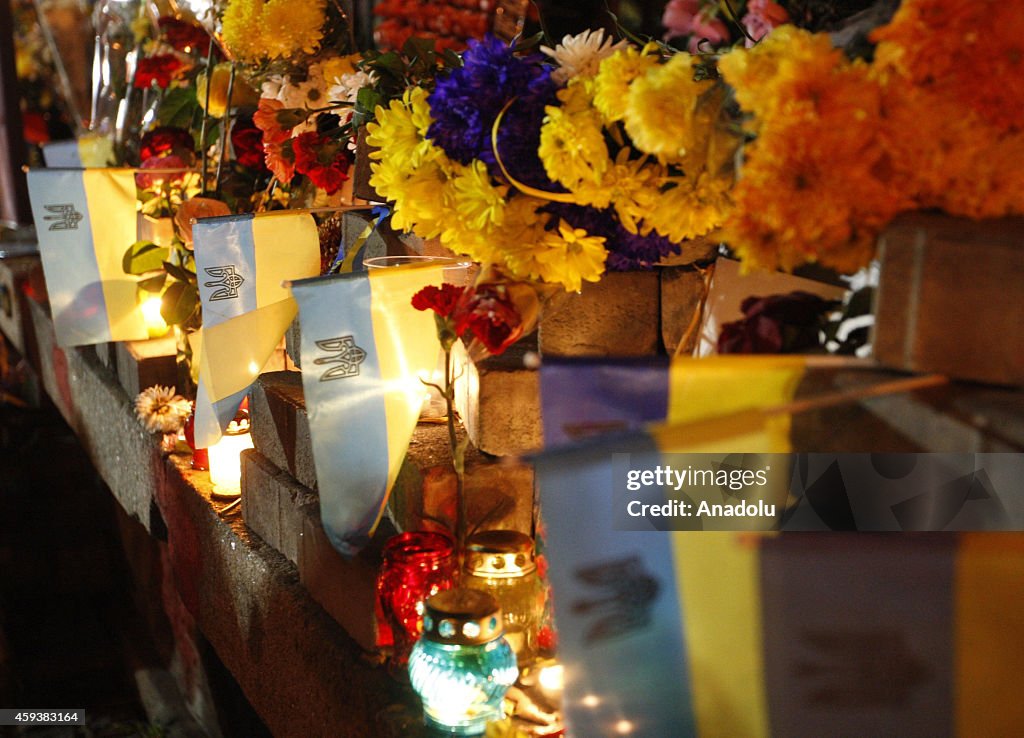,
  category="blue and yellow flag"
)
[536,356,804,737]
[192,211,320,446]
[26,168,147,347]
[291,263,446,557]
